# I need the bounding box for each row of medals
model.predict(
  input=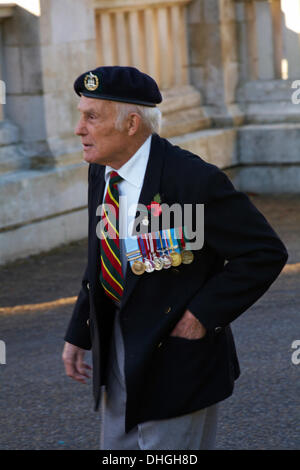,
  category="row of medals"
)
[128,238,194,276]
